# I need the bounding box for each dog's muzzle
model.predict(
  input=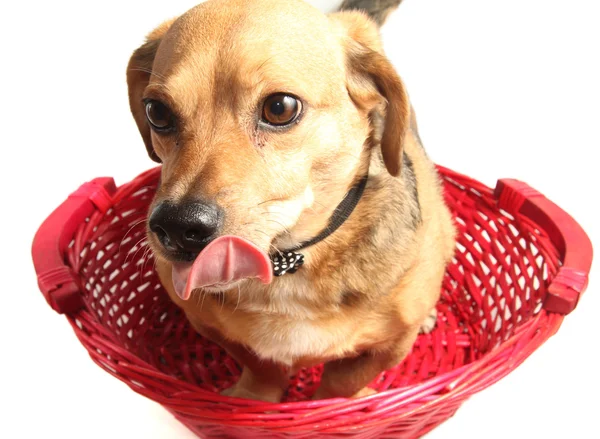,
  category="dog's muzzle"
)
[149,200,223,260]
